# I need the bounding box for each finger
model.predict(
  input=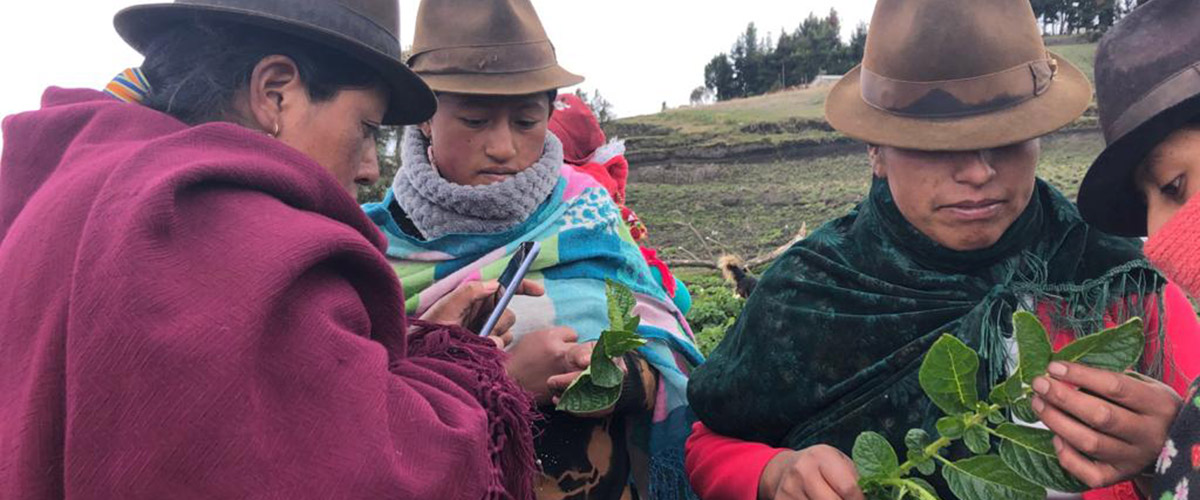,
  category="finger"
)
[801,467,843,500]
[570,343,595,369]
[775,473,809,500]
[547,371,584,394]
[1046,362,1176,416]
[489,336,505,349]
[514,279,545,297]
[1054,436,1126,488]
[554,327,579,343]
[490,309,517,339]
[497,329,514,348]
[1034,394,1139,462]
[612,354,629,374]
[1032,375,1146,443]
[462,280,501,299]
[822,455,863,500]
